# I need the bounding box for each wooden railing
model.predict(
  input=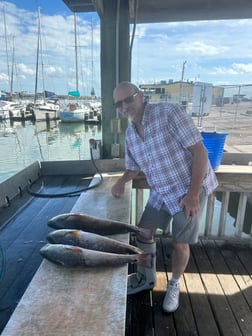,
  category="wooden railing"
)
[132,153,252,243]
